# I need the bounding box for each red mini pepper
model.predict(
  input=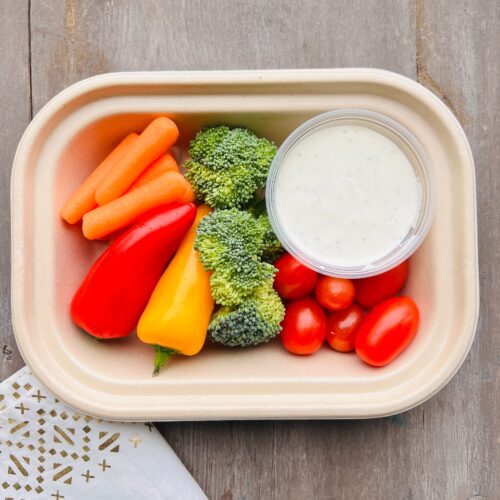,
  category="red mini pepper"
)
[71,202,197,339]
